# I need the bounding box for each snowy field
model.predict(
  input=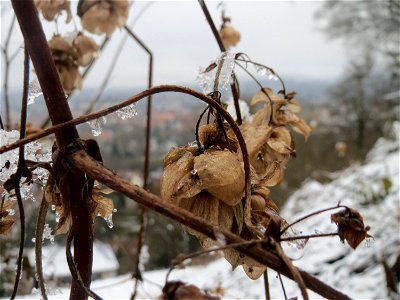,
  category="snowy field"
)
[13,122,400,299]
